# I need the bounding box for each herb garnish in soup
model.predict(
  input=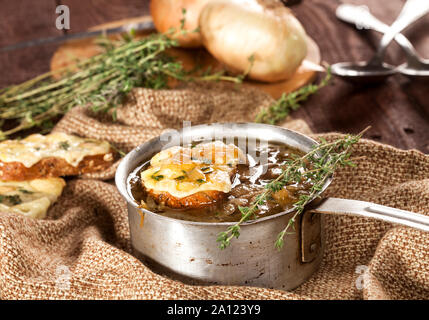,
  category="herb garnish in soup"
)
[128,140,313,222]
